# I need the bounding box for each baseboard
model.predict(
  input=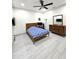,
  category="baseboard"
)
[13,32,26,36]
